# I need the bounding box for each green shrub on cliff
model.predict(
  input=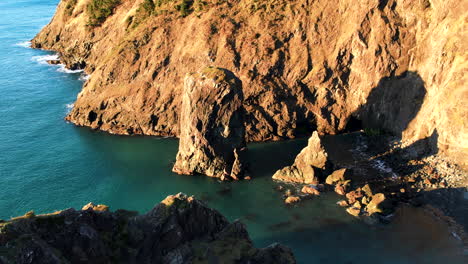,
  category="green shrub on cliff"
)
[65,0,78,16]
[87,0,121,27]
[127,0,195,29]
[175,0,193,17]
[127,0,156,28]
